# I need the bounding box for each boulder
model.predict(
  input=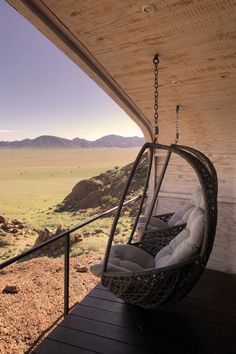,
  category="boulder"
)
[12,219,25,229]
[1,222,14,232]
[33,225,83,257]
[73,233,83,242]
[0,215,6,224]
[2,285,20,294]
[1,219,29,234]
[55,224,67,236]
[75,265,88,273]
[57,179,103,211]
[34,227,53,246]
